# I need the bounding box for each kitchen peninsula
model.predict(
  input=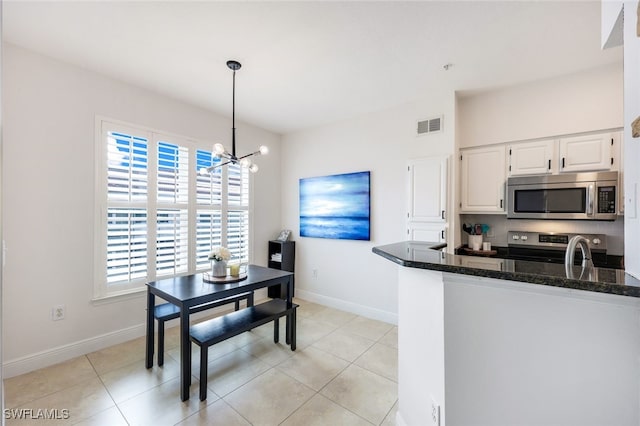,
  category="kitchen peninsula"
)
[374,241,640,426]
